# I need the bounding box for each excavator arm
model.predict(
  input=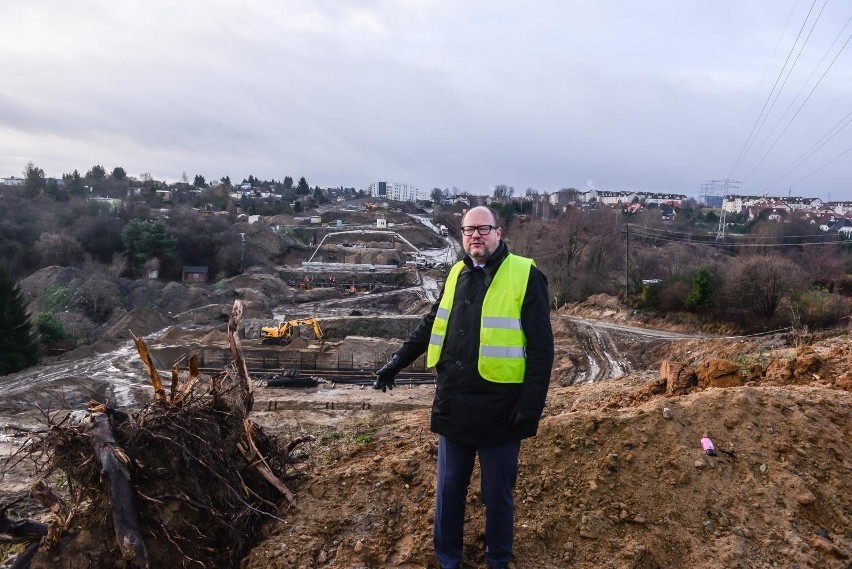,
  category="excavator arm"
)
[309,319,324,344]
[260,317,323,345]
